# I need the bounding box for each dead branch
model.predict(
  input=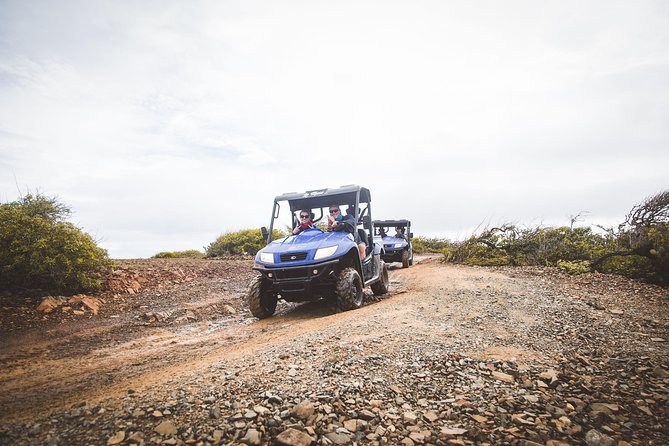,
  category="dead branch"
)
[623,190,669,229]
